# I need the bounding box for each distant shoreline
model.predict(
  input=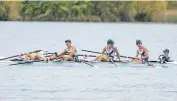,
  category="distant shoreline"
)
[1,1,177,23]
[0,21,177,25]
